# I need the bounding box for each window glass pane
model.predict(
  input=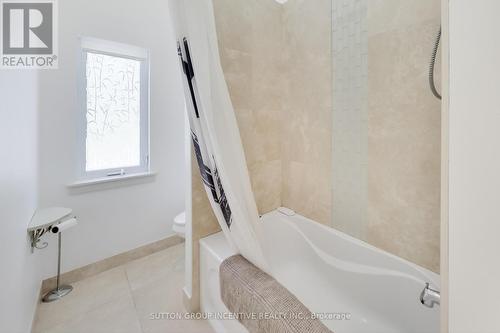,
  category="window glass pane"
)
[85,52,142,171]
